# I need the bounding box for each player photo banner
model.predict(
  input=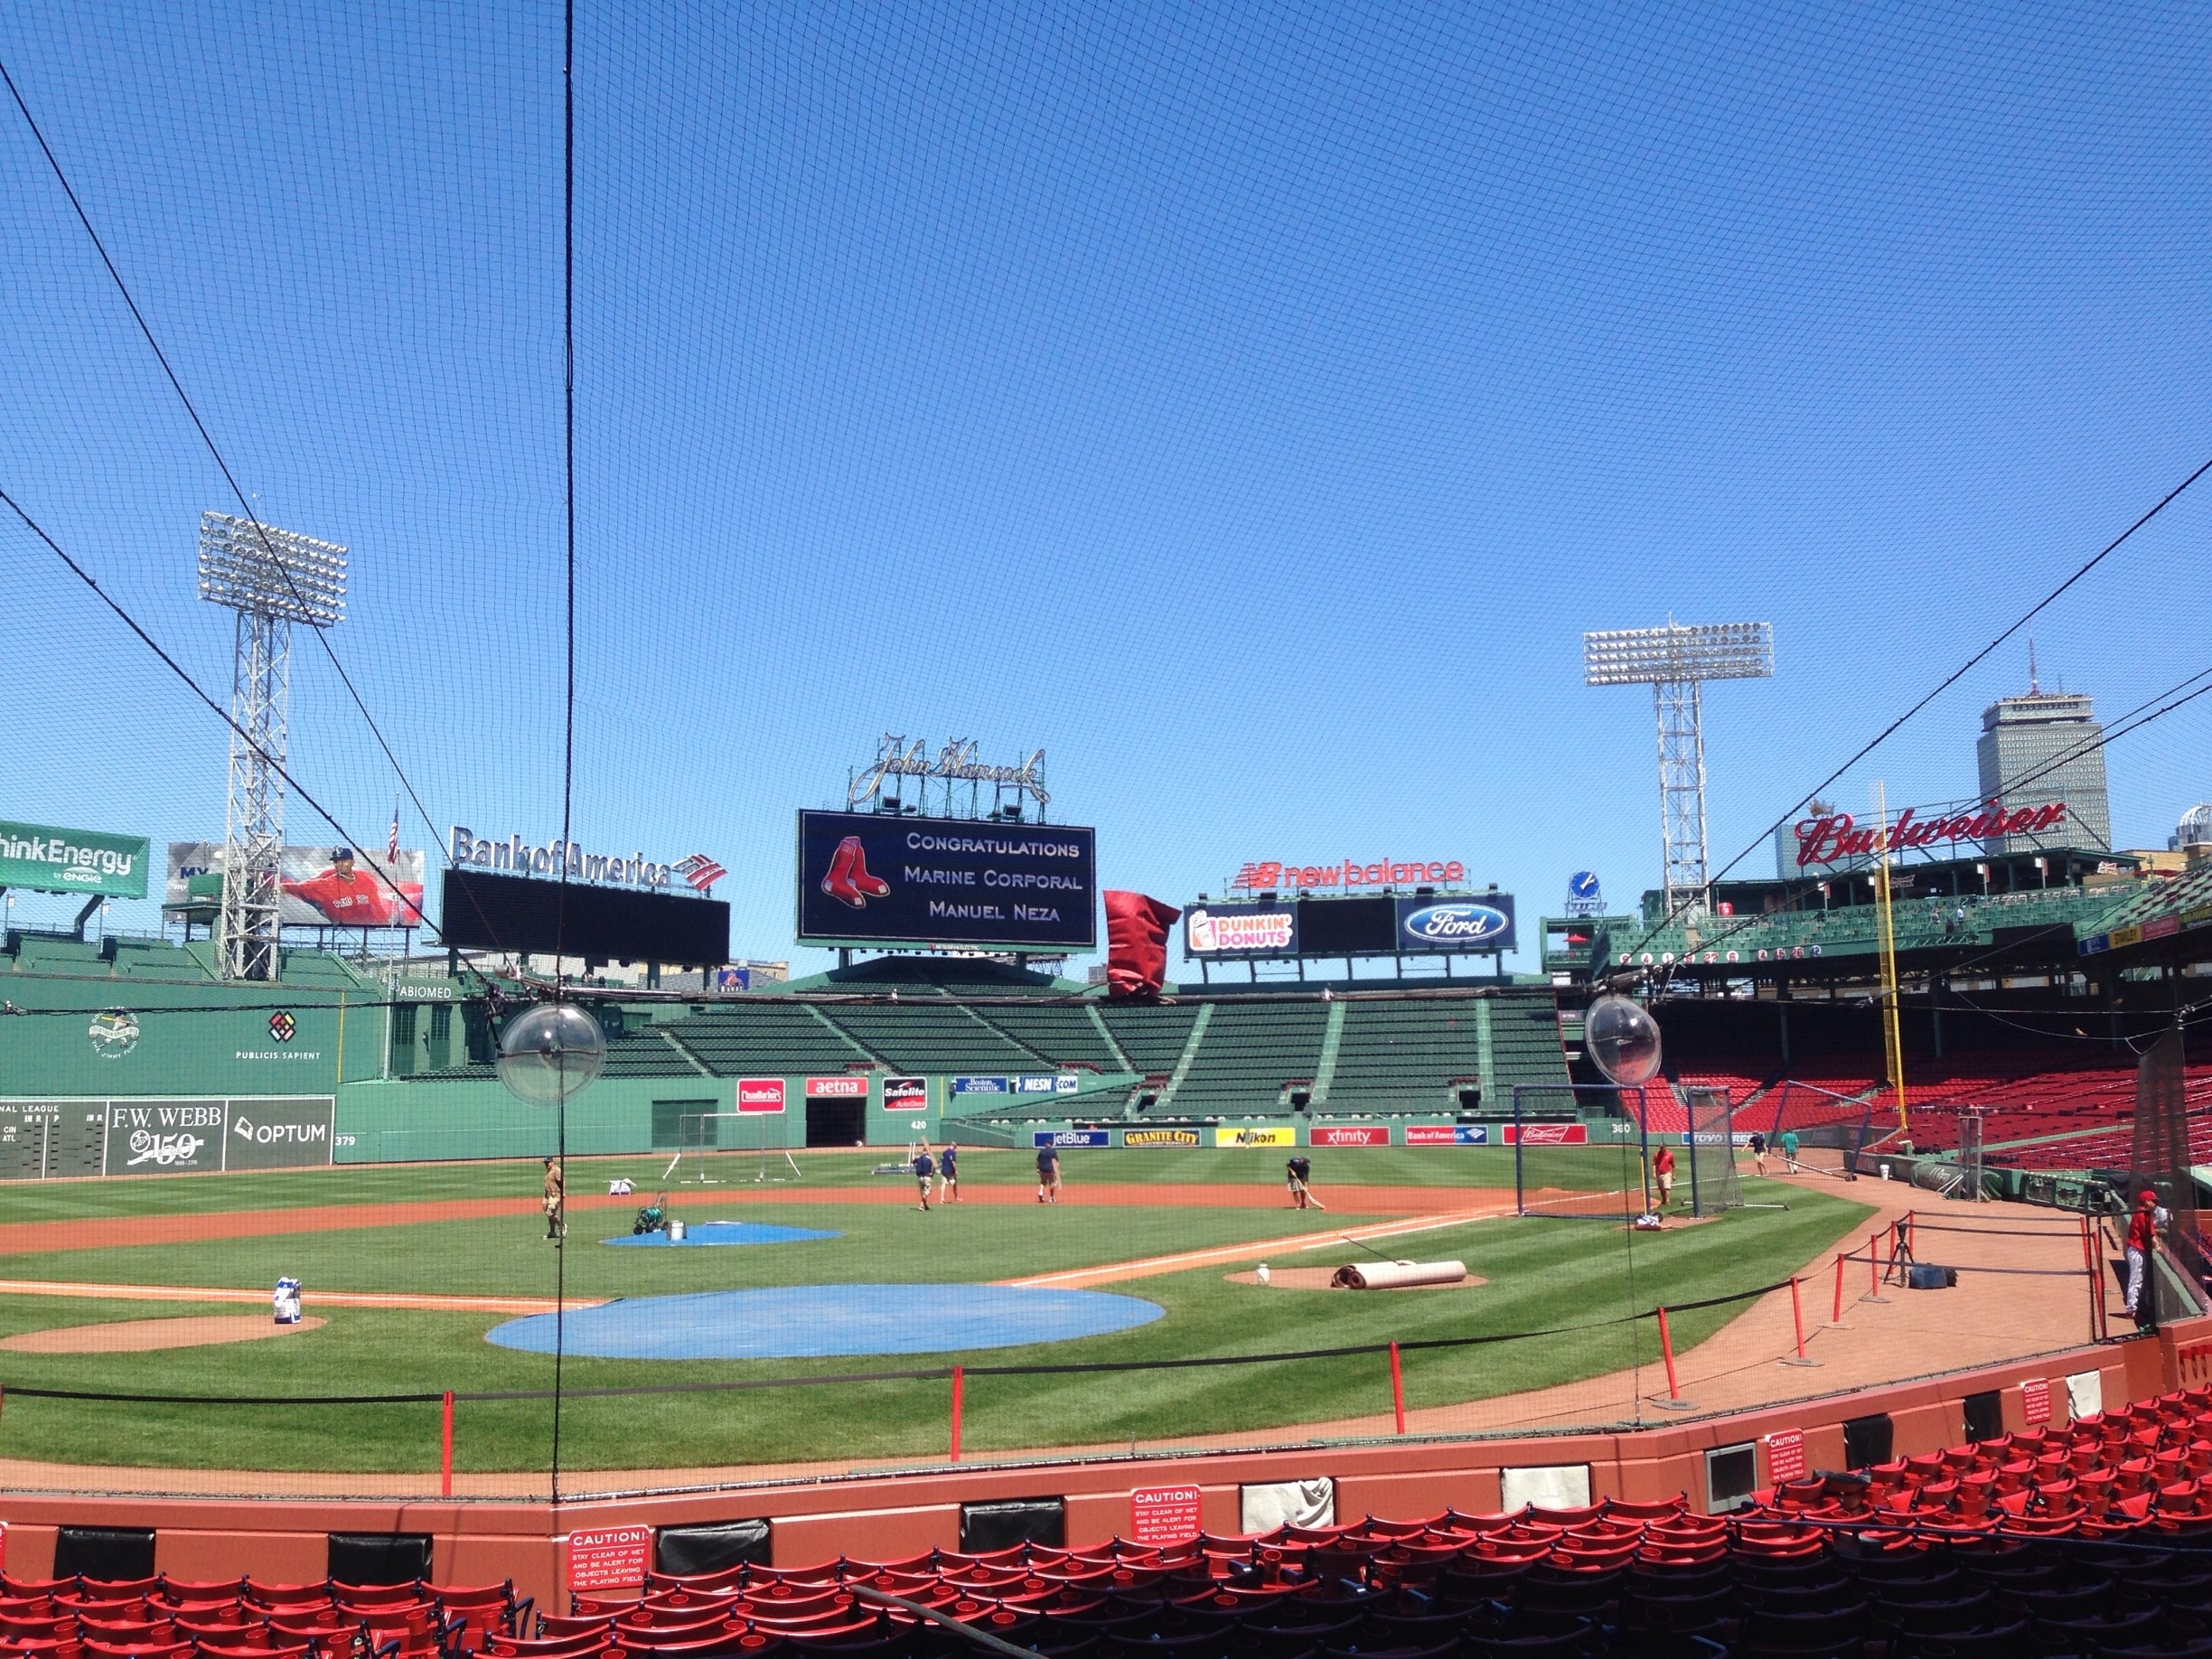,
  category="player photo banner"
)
[796,810,1096,950]
[169,842,426,930]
